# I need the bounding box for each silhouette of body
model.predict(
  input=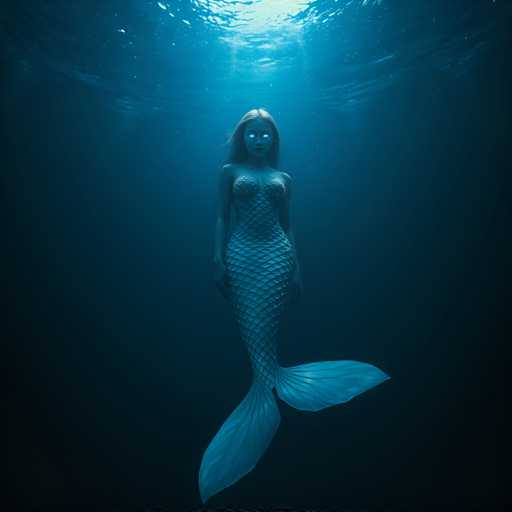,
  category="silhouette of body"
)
[200,109,389,503]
